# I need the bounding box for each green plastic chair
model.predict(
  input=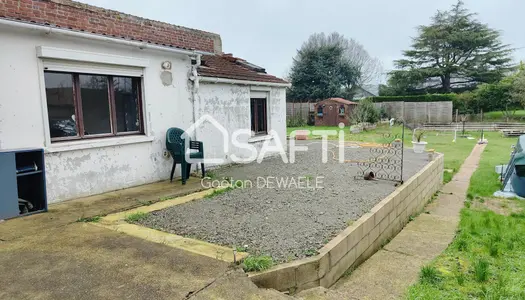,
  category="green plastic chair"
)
[166,127,205,184]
